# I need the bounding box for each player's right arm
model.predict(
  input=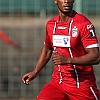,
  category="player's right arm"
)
[22,45,53,85]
